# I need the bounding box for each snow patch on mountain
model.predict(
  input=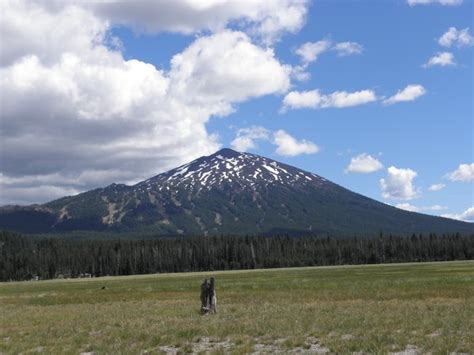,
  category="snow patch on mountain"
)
[138,148,326,192]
